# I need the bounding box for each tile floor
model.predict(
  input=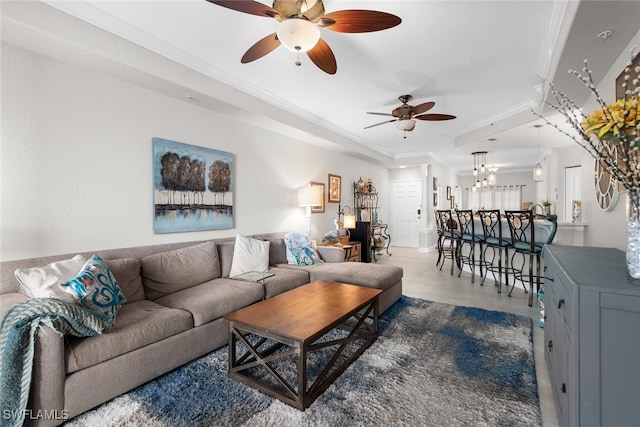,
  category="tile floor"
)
[374,246,559,427]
